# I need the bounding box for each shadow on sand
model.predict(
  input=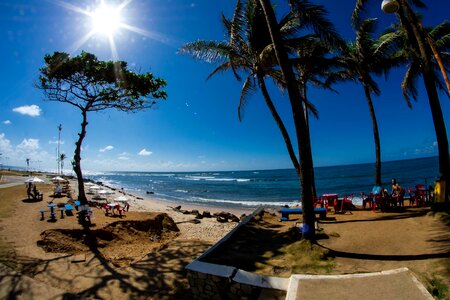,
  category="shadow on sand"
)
[0,230,212,299]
